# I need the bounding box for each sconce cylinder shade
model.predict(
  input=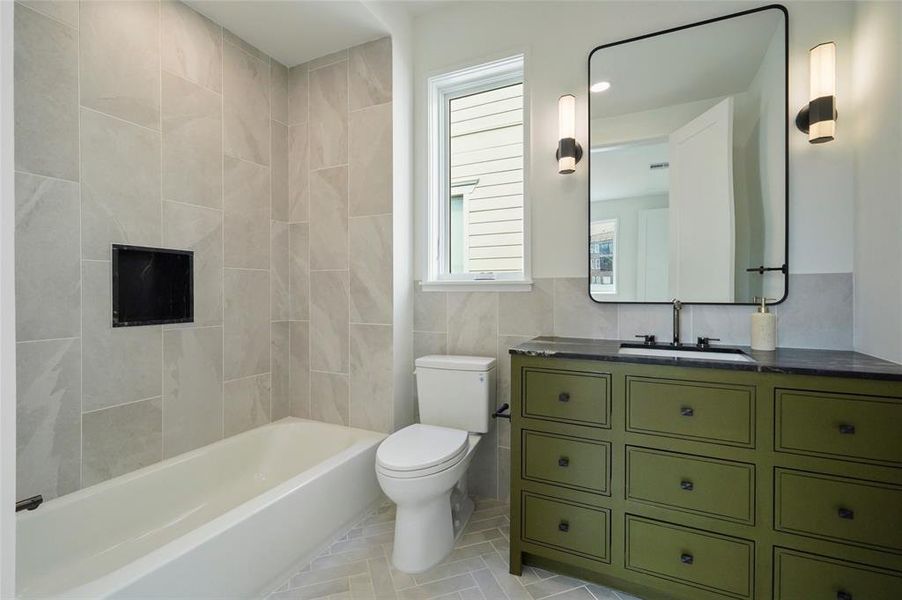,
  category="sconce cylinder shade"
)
[807,42,836,143]
[557,94,582,174]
